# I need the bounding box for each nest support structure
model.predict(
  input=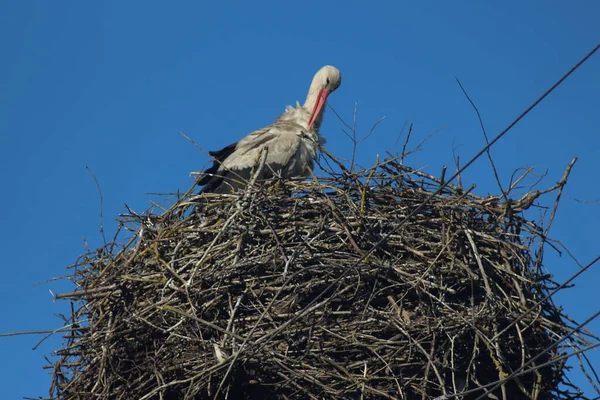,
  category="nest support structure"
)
[49,157,595,400]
